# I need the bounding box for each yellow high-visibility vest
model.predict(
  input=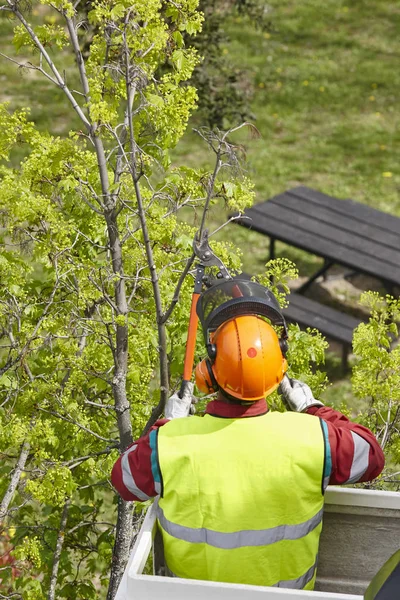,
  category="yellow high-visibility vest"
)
[157,411,326,590]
